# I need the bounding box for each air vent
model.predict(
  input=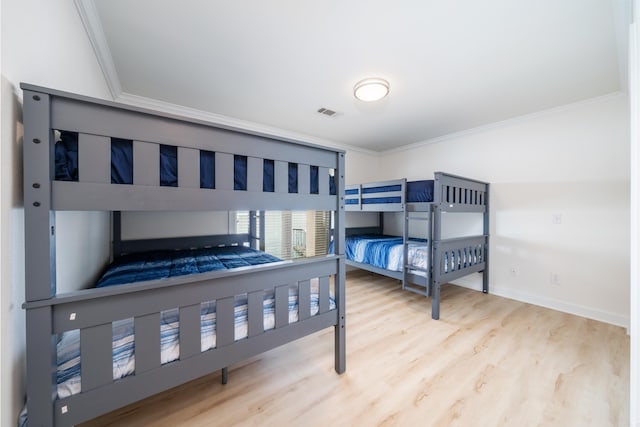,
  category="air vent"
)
[317,107,339,117]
